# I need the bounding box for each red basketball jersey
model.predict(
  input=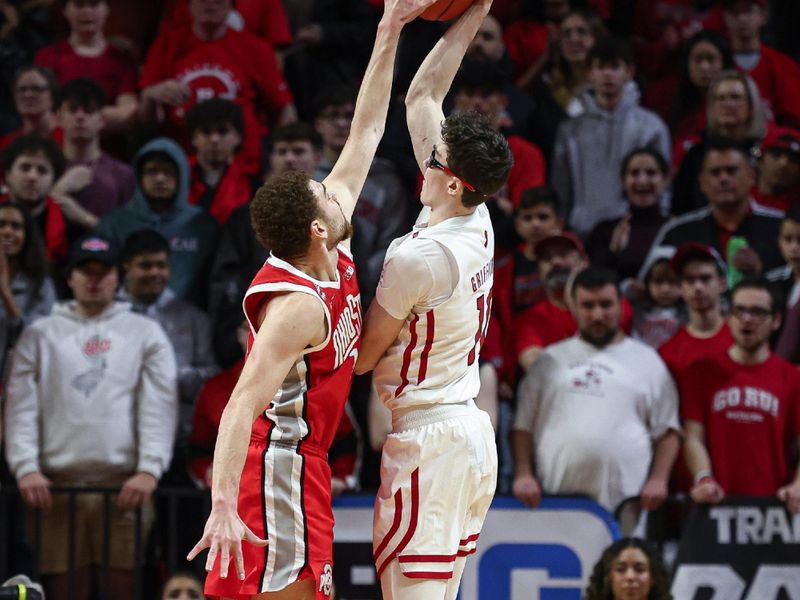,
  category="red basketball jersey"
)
[243,247,362,454]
